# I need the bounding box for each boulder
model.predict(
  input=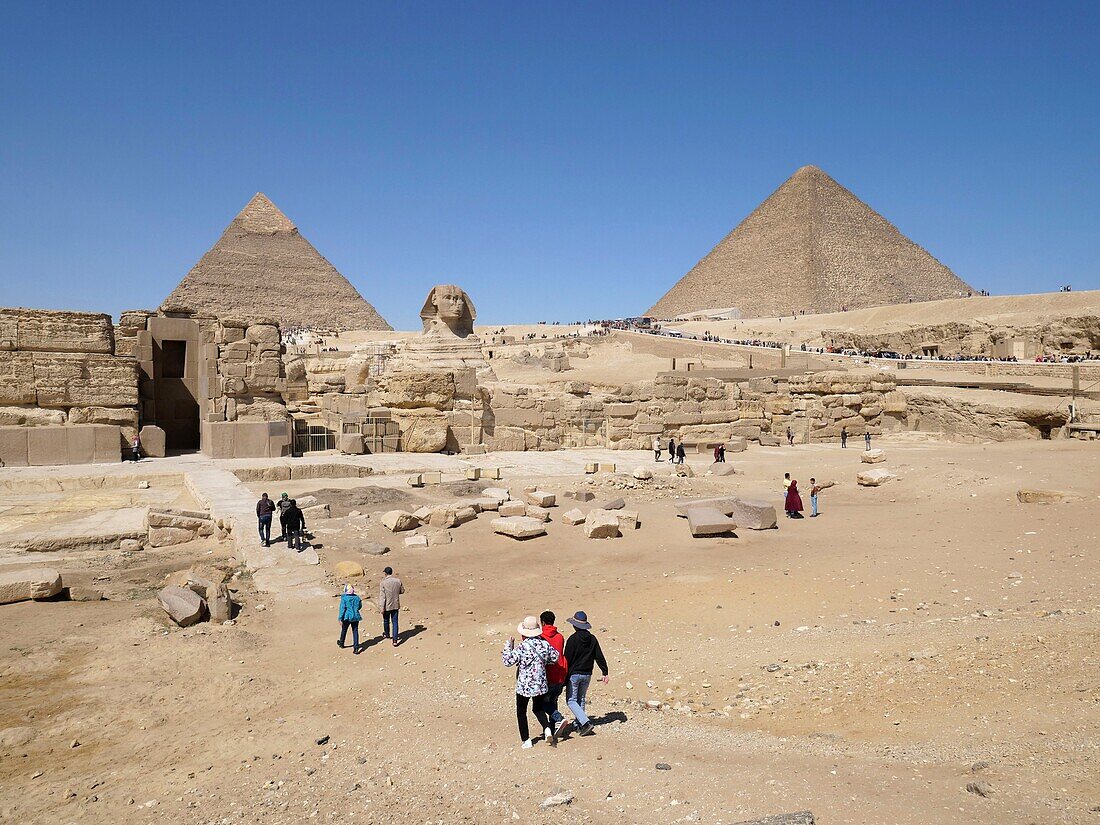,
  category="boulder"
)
[583,509,621,539]
[334,560,365,578]
[632,467,653,480]
[428,507,458,529]
[491,516,547,539]
[861,449,886,464]
[526,506,551,523]
[710,463,737,477]
[380,510,419,532]
[157,586,206,627]
[727,497,778,530]
[482,487,511,503]
[138,425,166,458]
[1016,488,1085,504]
[596,498,625,511]
[561,508,586,526]
[454,505,478,525]
[0,568,63,604]
[119,538,143,552]
[673,464,694,478]
[617,511,639,531]
[686,507,737,537]
[475,497,501,511]
[856,469,896,487]
[207,583,233,623]
[526,490,556,508]
[499,501,527,517]
[67,586,104,602]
